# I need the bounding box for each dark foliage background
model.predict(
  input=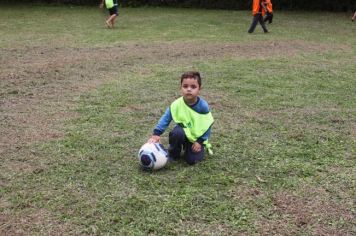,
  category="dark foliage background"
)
[0,0,355,11]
